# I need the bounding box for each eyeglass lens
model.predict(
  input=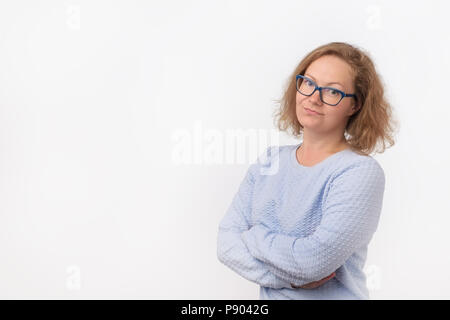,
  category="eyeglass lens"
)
[297,77,343,105]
